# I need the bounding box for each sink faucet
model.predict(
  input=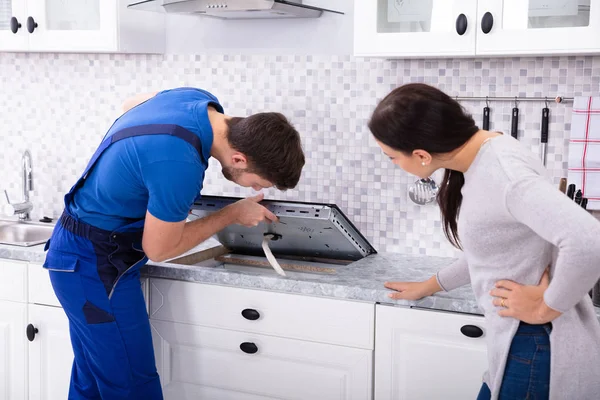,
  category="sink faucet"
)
[3,150,33,221]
